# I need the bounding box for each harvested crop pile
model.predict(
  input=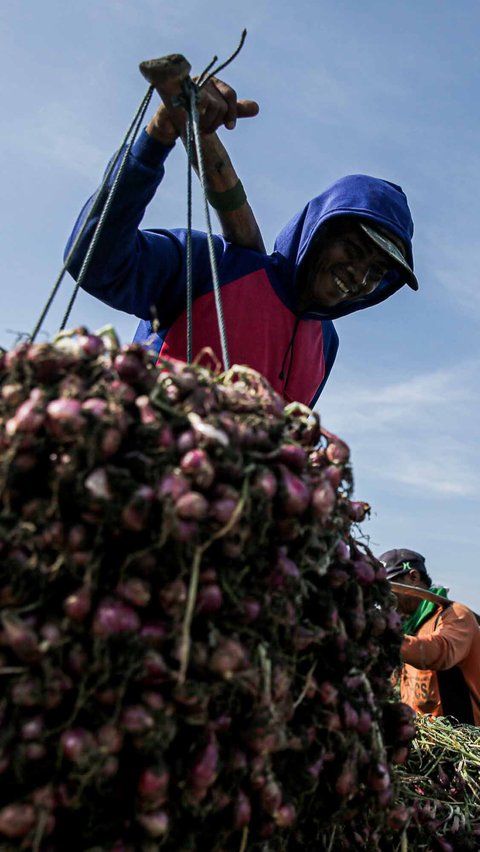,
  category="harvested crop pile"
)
[392,715,480,851]
[316,710,480,850]
[0,329,412,851]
